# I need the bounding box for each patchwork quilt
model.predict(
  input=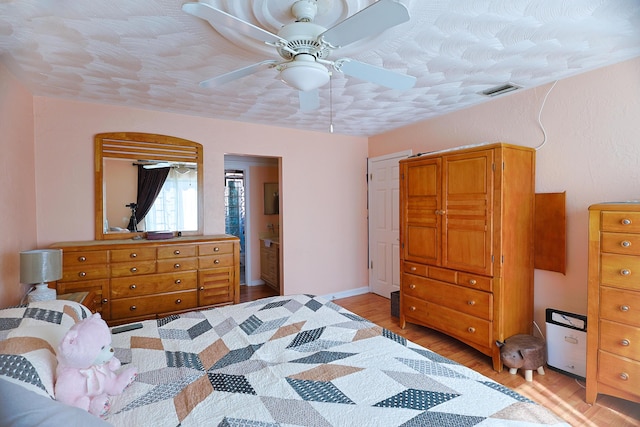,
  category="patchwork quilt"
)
[106,295,568,426]
[0,295,570,426]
